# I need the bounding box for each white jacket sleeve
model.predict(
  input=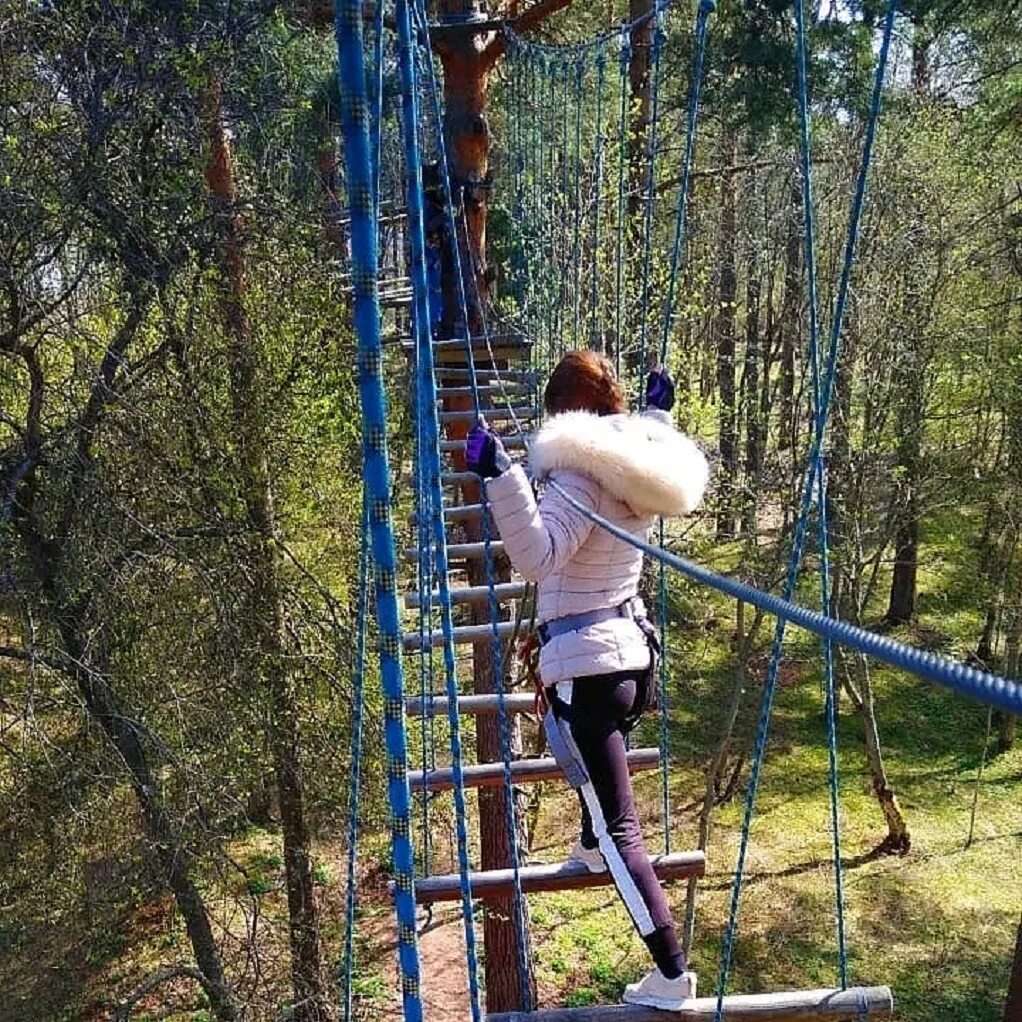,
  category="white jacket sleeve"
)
[485,465,598,583]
